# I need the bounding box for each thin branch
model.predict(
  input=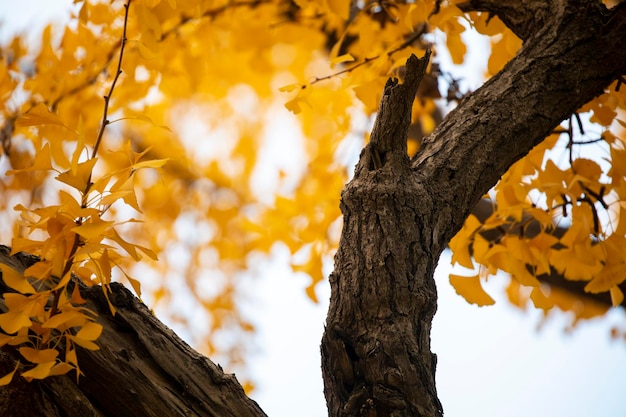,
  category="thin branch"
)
[310,24,428,86]
[92,1,131,160]
[571,137,606,145]
[58,0,133,299]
